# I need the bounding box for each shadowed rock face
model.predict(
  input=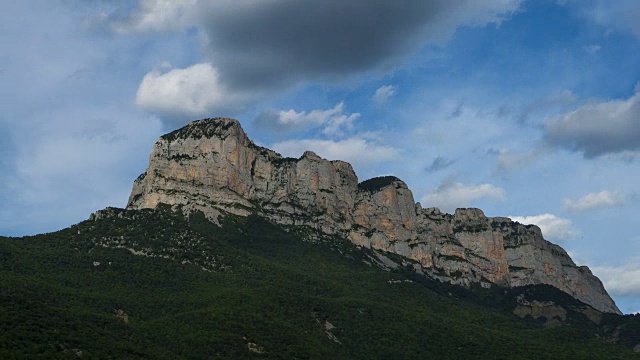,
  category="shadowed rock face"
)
[128,118,621,314]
